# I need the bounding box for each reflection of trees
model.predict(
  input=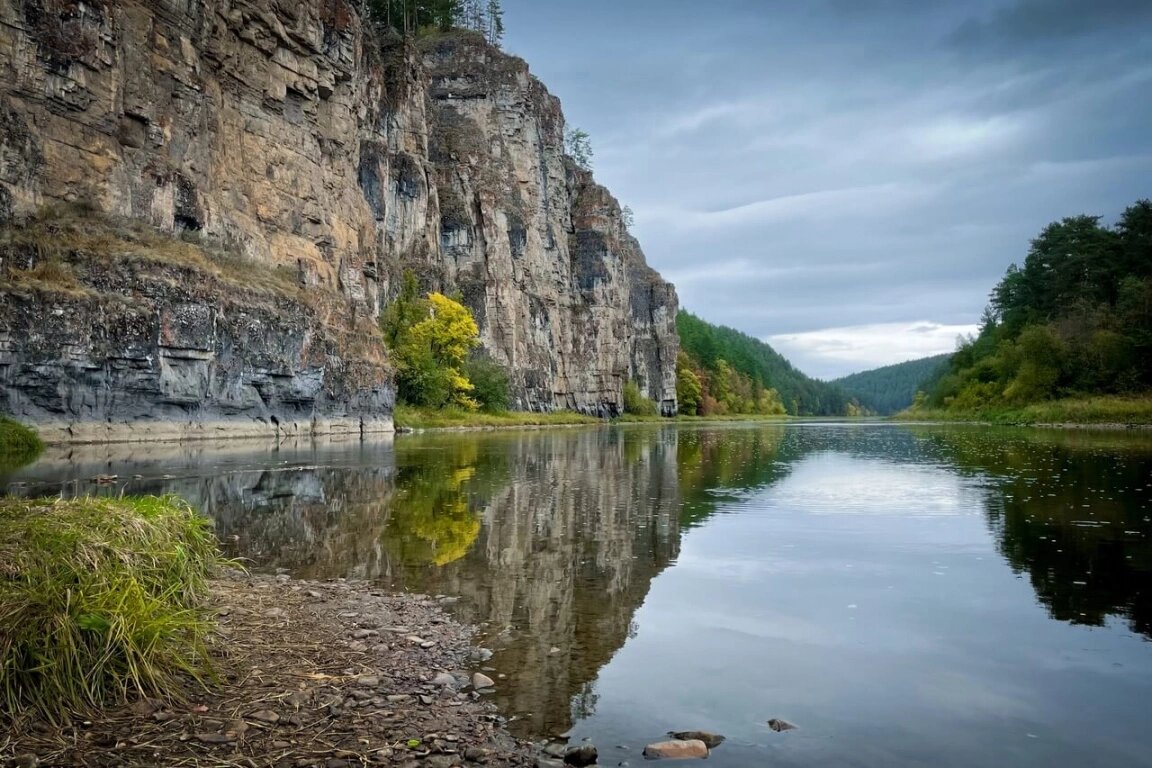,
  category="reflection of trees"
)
[914,427,1152,639]
[675,426,787,527]
[386,428,683,737]
[384,440,490,566]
